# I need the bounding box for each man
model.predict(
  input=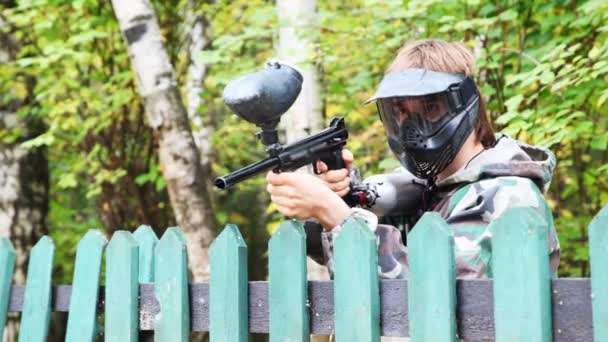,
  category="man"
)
[266,39,559,278]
